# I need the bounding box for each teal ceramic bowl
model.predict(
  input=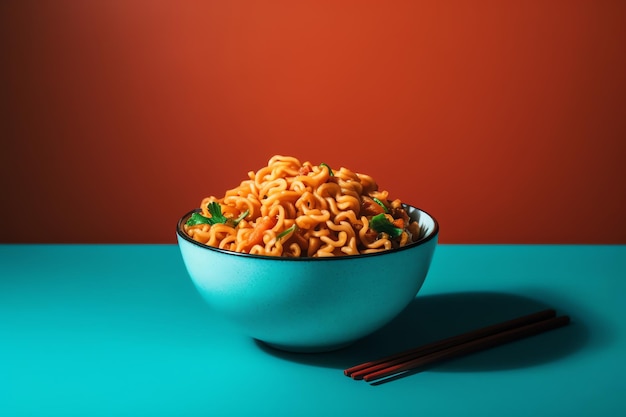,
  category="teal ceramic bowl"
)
[176,205,439,352]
